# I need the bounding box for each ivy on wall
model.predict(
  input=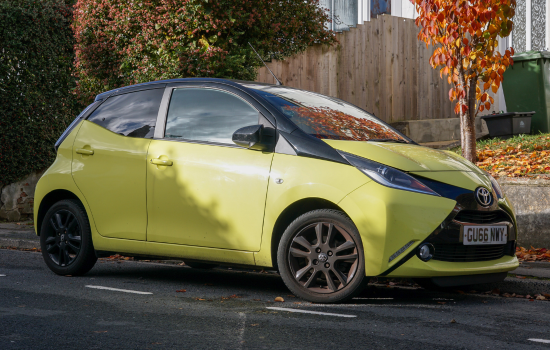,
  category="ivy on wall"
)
[0,0,80,186]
